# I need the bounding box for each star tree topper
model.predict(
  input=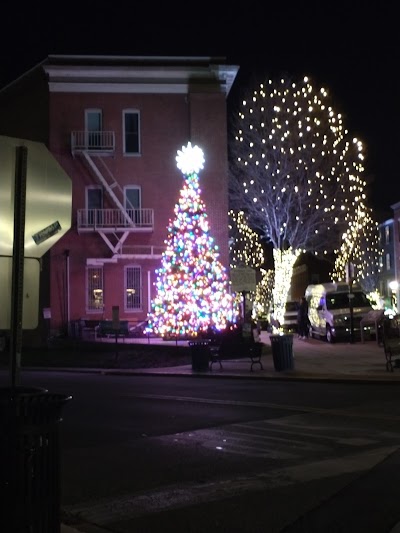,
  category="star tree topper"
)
[176,142,205,175]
